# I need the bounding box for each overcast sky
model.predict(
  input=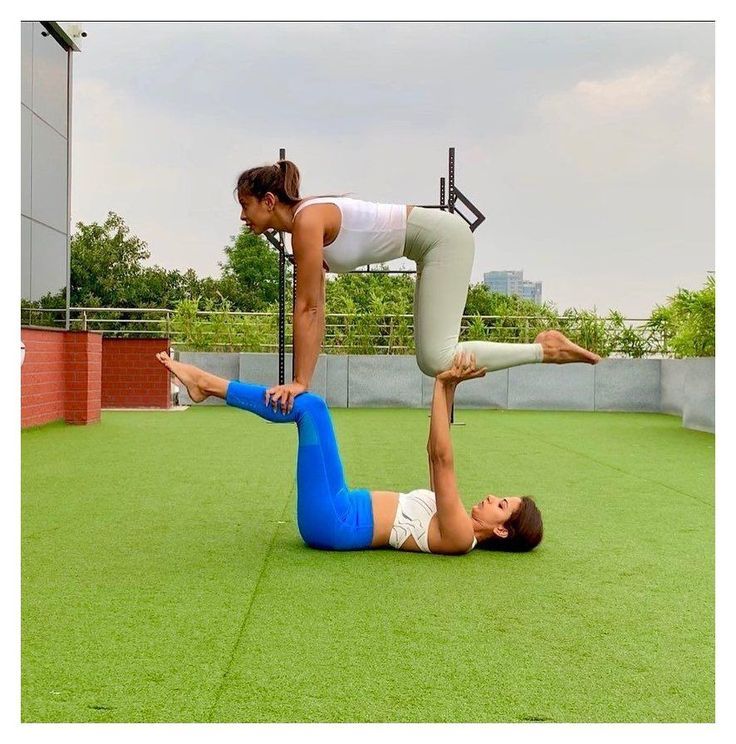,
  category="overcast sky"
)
[69,21,714,318]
